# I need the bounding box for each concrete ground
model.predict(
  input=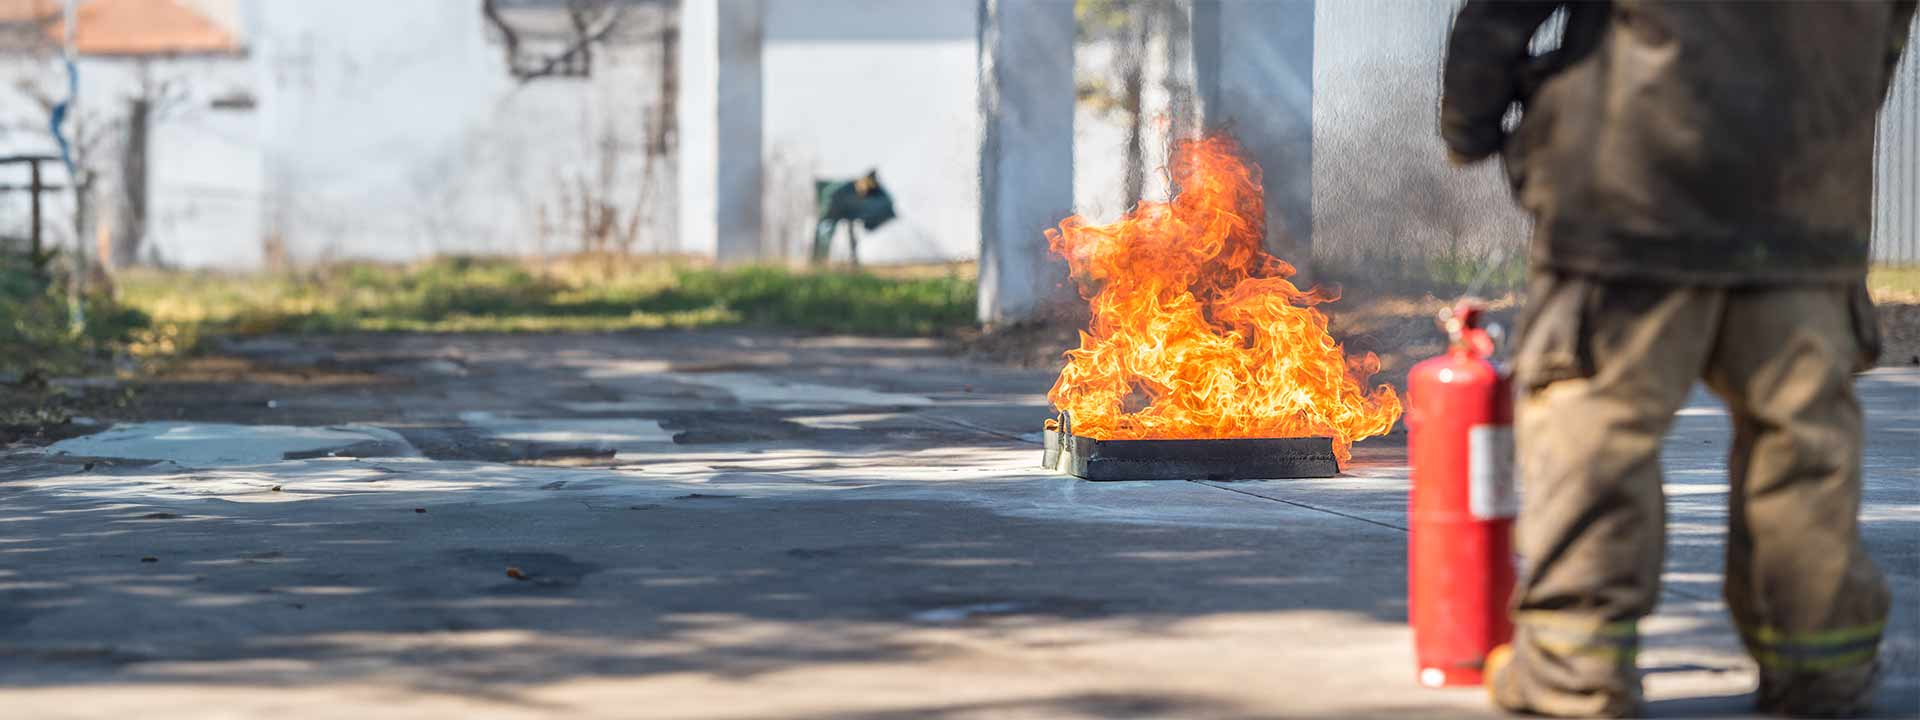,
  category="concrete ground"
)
[1,329,1915,719]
